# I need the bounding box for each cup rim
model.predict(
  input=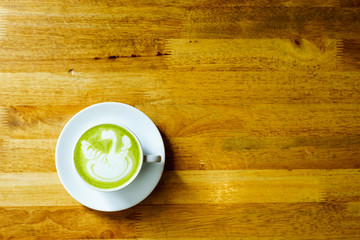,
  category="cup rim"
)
[72,122,144,192]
